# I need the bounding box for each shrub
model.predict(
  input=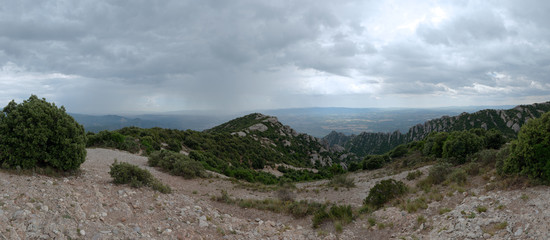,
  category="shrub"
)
[328,174,356,188]
[87,131,140,153]
[389,144,408,158]
[276,182,296,202]
[148,150,206,179]
[442,131,483,164]
[447,168,467,185]
[364,179,408,208]
[348,162,361,172]
[501,112,550,182]
[109,160,171,193]
[422,132,449,157]
[485,129,506,149]
[362,155,387,170]
[427,162,452,185]
[312,205,354,228]
[406,170,423,180]
[0,95,87,170]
